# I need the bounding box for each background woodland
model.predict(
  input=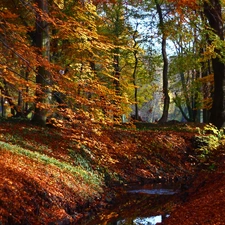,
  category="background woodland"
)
[0,0,225,128]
